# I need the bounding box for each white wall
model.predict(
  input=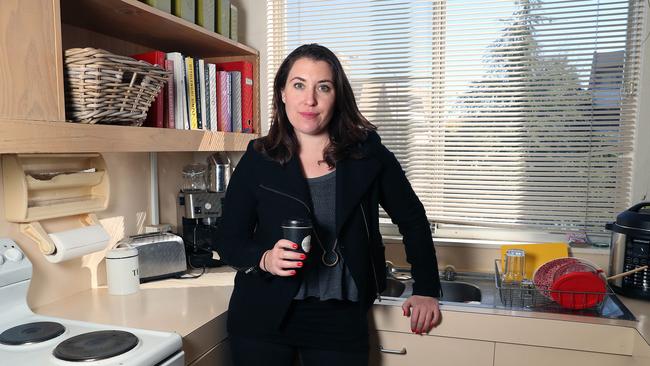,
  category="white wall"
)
[232,0,270,134]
